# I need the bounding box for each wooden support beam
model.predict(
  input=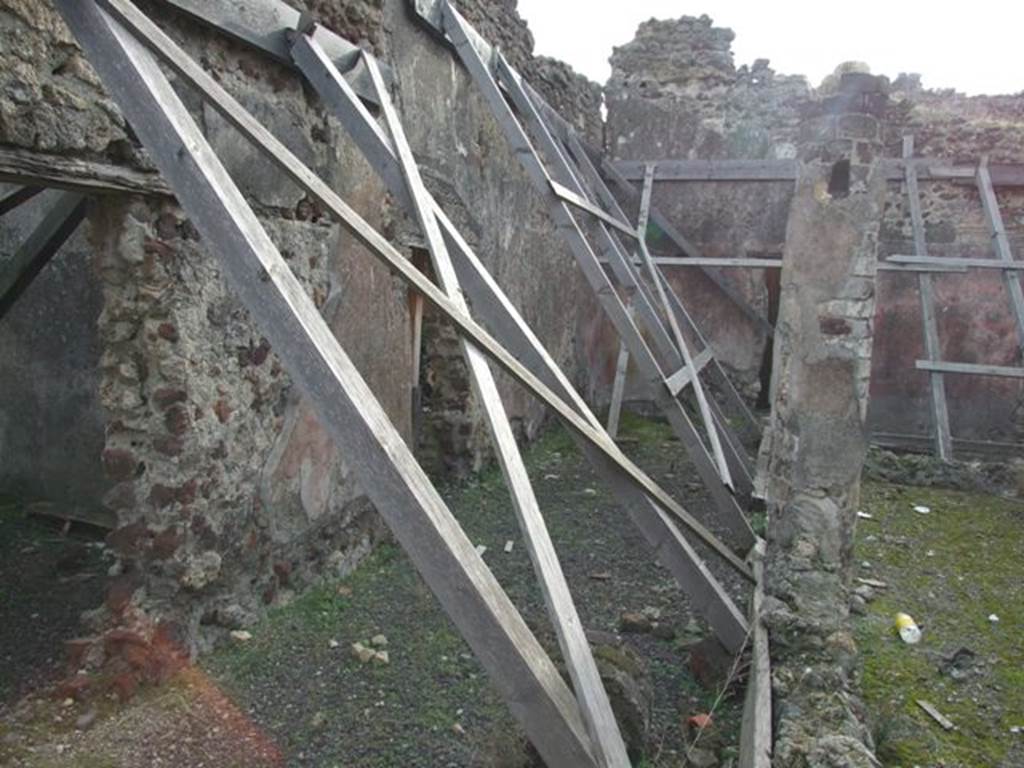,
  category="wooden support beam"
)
[0,147,170,197]
[361,48,629,767]
[665,348,713,396]
[0,191,87,320]
[904,135,953,462]
[58,4,599,765]
[887,254,1024,271]
[598,158,776,338]
[612,158,1024,187]
[877,263,967,274]
[660,273,761,443]
[606,340,630,439]
[94,0,756,587]
[915,360,1024,379]
[614,159,799,182]
[650,257,782,269]
[977,157,1024,356]
[0,186,43,217]
[549,179,638,239]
